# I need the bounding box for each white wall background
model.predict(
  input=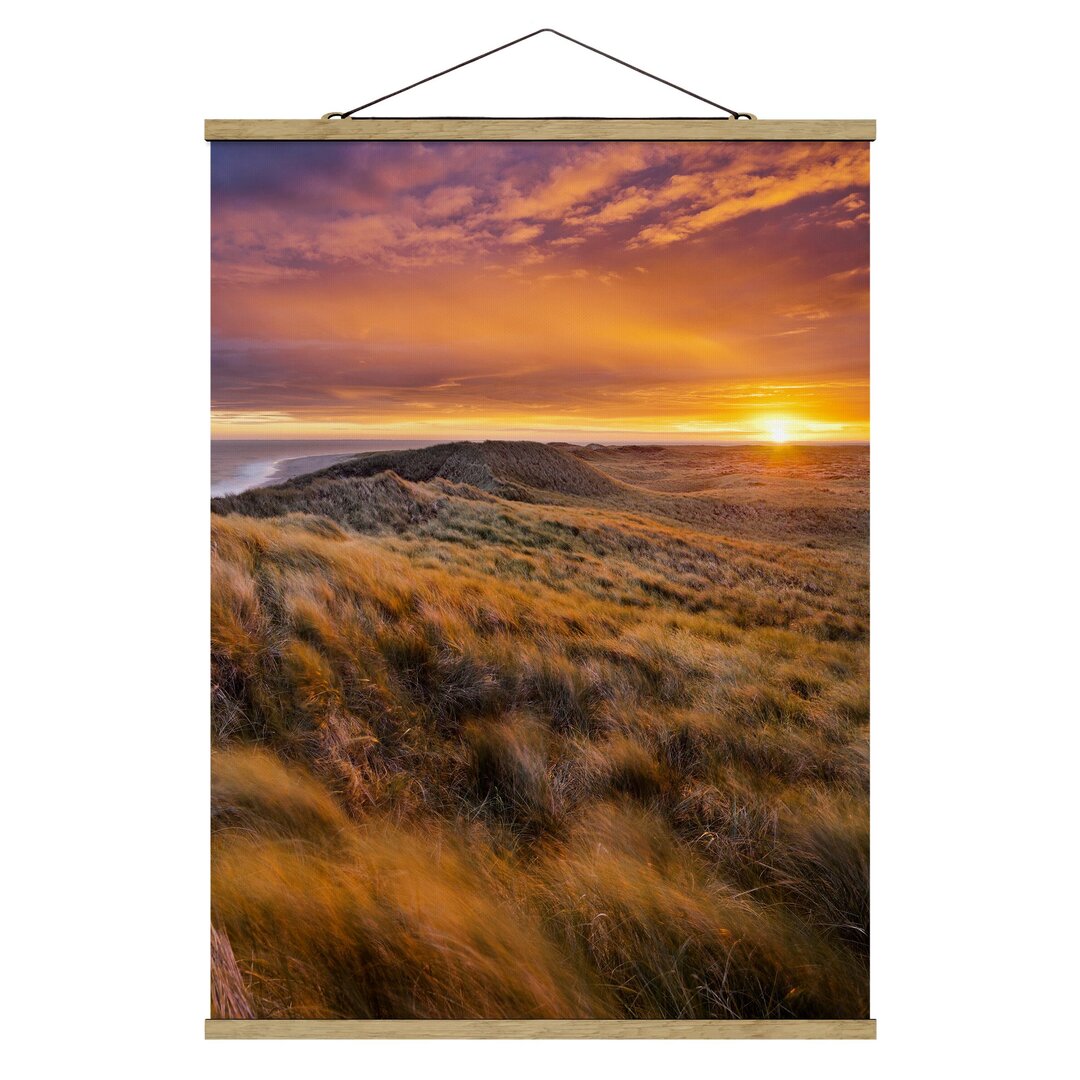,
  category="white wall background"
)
[3,1,1077,1076]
